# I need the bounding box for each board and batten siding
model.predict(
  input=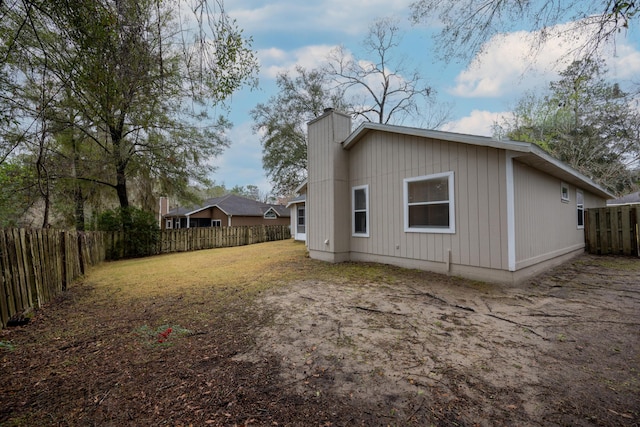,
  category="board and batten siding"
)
[307,110,352,261]
[512,160,601,269]
[346,131,508,271]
